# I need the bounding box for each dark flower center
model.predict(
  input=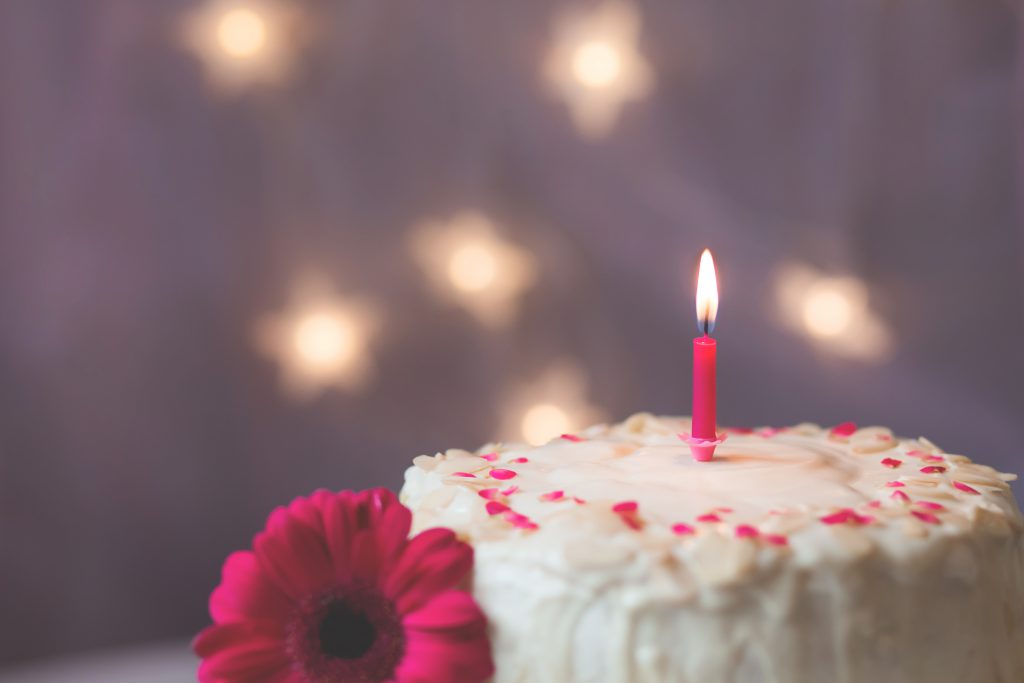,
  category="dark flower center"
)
[318,601,377,660]
[287,586,405,683]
